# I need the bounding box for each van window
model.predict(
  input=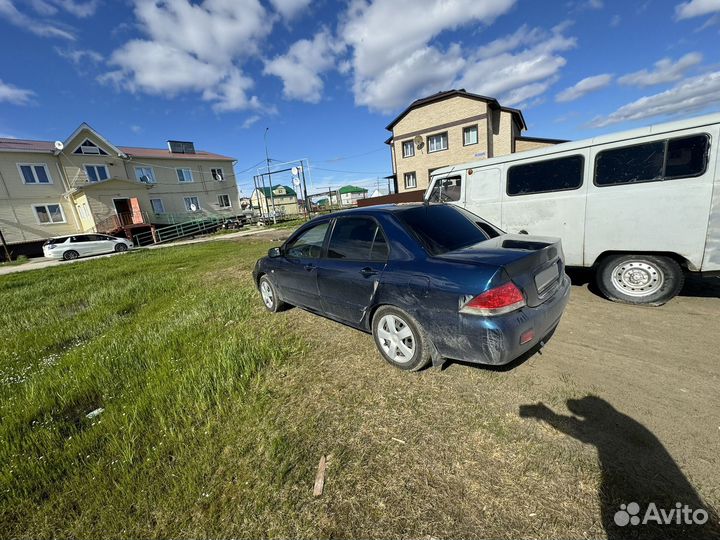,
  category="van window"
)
[507,155,584,196]
[594,134,709,186]
[427,175,462,202]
